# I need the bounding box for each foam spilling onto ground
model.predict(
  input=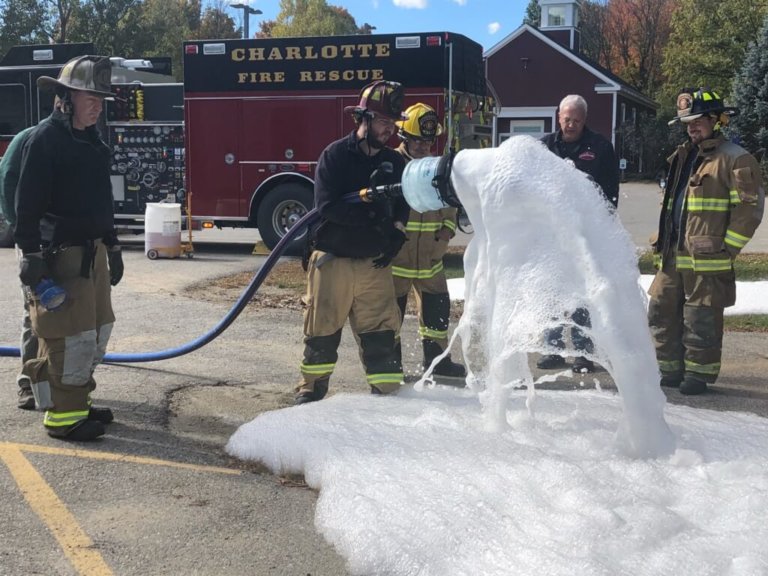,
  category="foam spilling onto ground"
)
[227,137,768,575]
